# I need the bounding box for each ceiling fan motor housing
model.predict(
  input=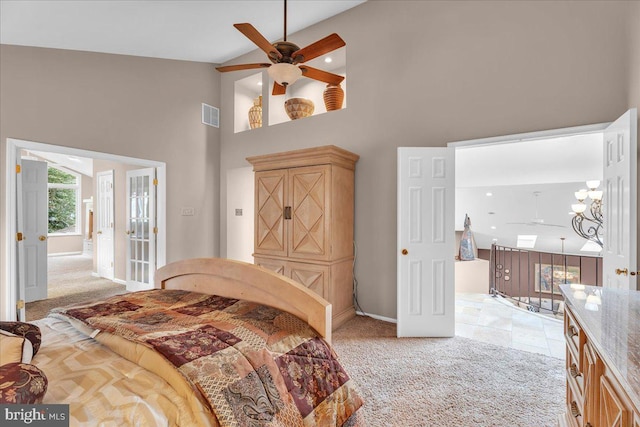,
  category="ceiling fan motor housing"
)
[270,41,301,63]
